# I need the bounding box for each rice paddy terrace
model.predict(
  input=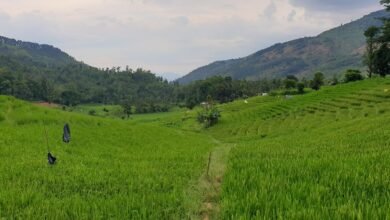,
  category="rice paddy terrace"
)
[0,78,389,219]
